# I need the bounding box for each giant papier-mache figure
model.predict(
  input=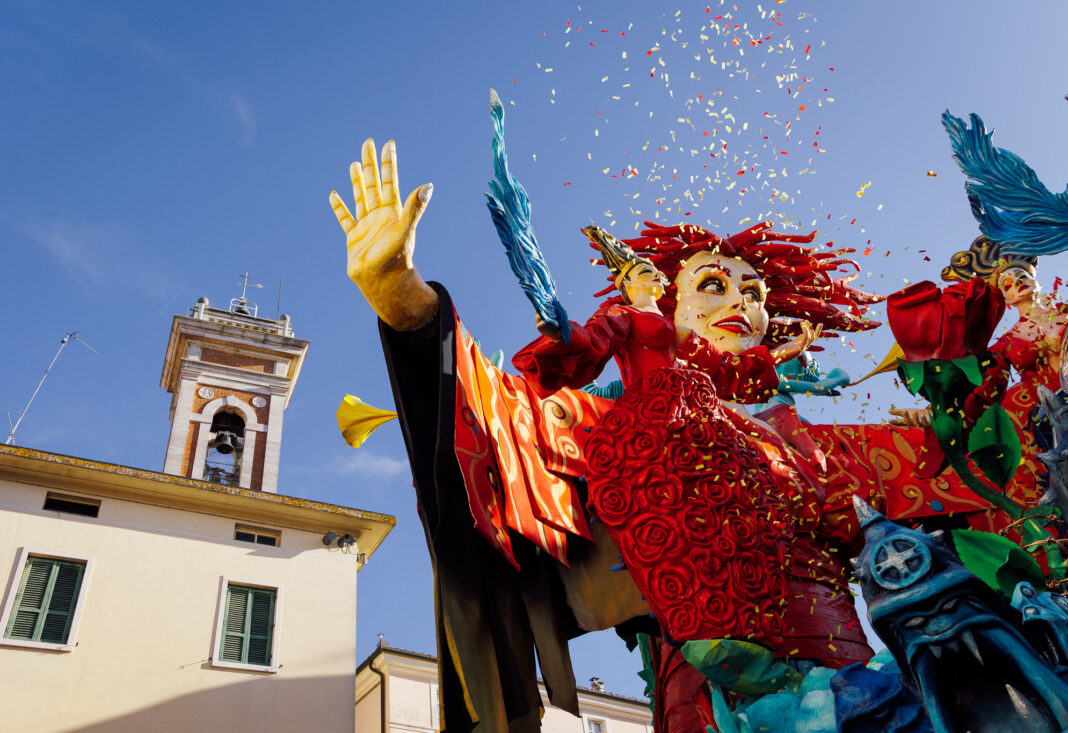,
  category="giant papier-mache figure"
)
[328,103,1068,731]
